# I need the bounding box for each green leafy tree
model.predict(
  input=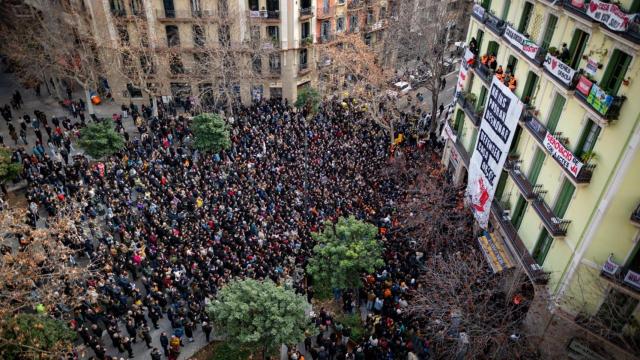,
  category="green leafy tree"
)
[77,121,125,159]
[0,147,22,185]
[191,113,231,153]
[295,87,321,116]
[207,279,314,358]
[0,314,77,359]
[307,216,384,291]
